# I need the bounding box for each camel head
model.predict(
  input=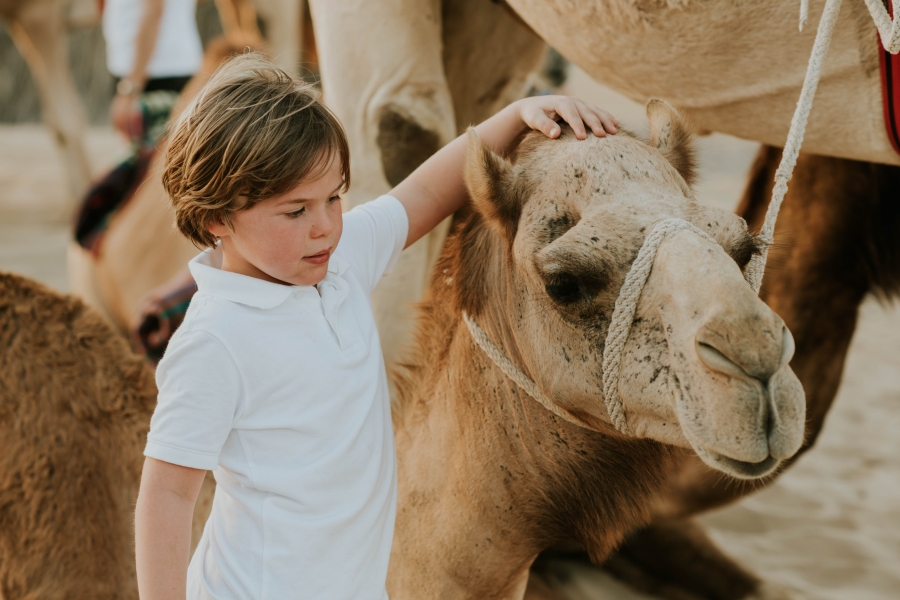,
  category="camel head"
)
[457,100,805,479]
